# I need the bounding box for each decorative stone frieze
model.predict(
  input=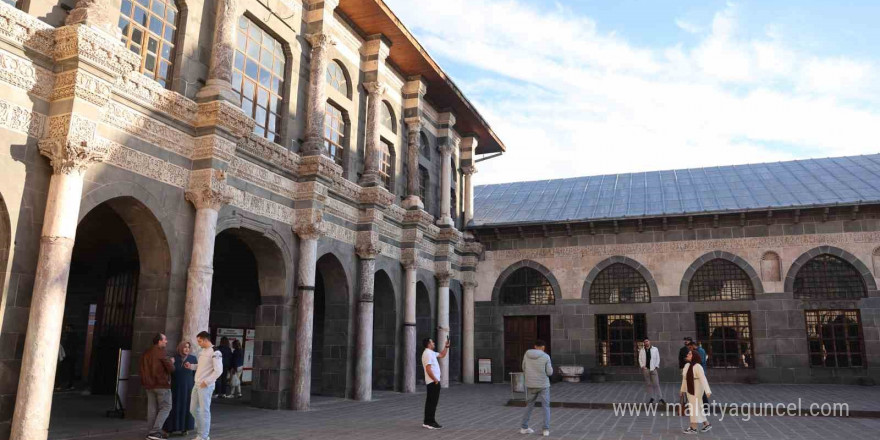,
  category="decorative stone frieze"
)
[298,154,344,179]
[193,135,237,163]
[116,72,198,123]
[0,50,54,99]
[359,186,395,208]
[293,180,328,203]
[0,98,46,137]
[185,168,232,211]
[230,156,297,199]
[324,197,359,223]
[65,0,121,39]
[103,102,195,158]
[50,69,112,107]
[38,114,111,175]
[330,174,363,202]
[195,100,254,138]
[0,3,55,56]
[53,24,138,77]
[356,231,381,260]
[400,248,417,269]
[404,208,435,229]
[229,186,294,224]
[437,227,463,244]
[237,132,300,174]
[103,138,190,188]
[386,204,407,223]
